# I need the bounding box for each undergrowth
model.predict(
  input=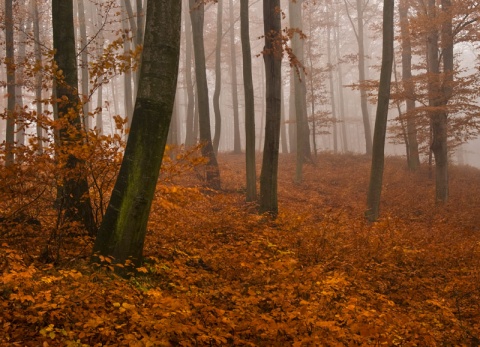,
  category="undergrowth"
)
[1,152,479,346]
